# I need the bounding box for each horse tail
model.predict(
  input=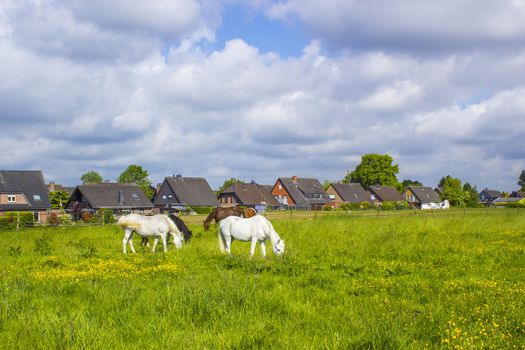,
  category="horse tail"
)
[166,215,182,239]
